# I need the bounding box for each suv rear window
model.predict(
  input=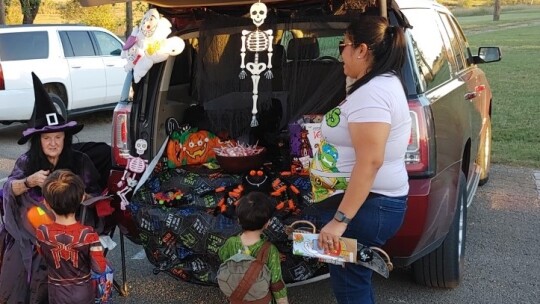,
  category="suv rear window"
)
[0,31,49,61]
